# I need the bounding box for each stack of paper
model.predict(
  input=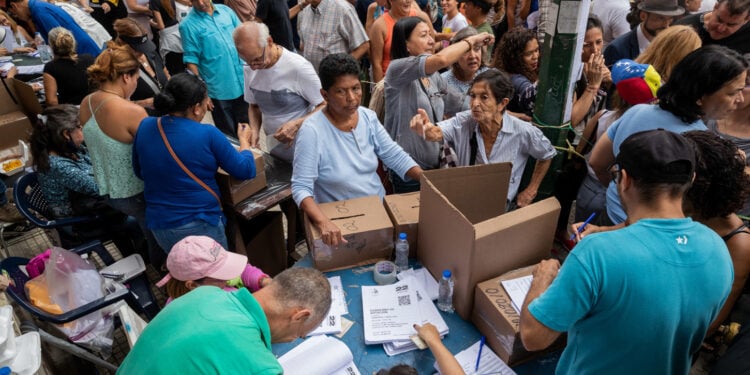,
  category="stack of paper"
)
[279,335,361,375]
[362,276,449,355]
[396,267,439,301]
[500,275,533,314]
[434,339,516,375]
[307,276,348,336]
